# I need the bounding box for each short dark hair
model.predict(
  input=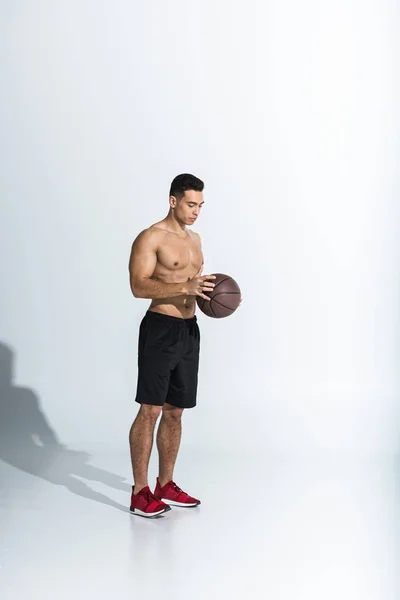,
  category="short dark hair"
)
[169,173,204,200]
